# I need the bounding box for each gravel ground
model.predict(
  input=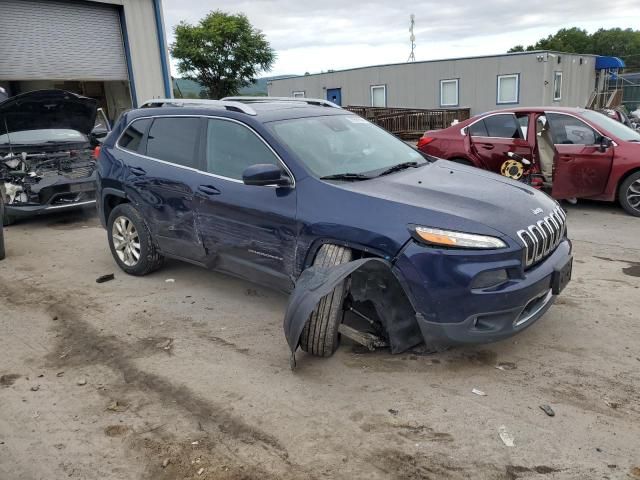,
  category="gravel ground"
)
[0,201,639,480]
